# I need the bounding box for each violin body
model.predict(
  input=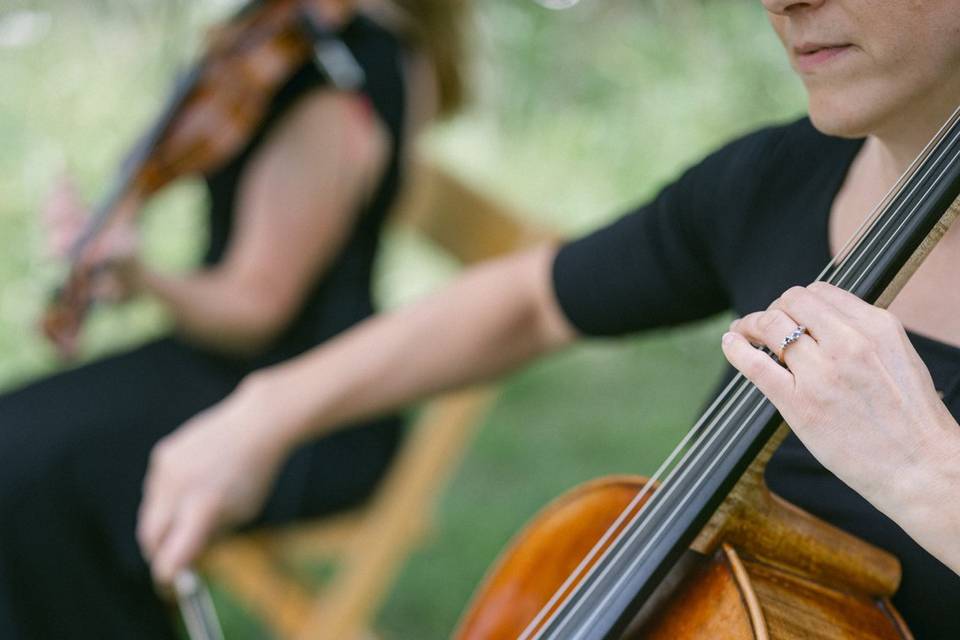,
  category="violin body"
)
[456,433,912,639]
